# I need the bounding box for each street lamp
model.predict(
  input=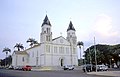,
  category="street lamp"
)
[119,54,120,57]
